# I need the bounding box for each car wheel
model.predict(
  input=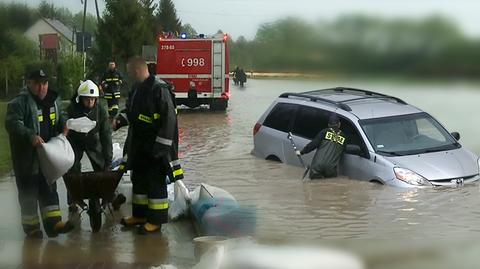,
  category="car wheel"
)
[266,155,281,162]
